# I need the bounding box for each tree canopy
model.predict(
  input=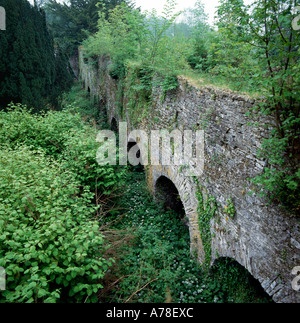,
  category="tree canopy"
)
[44,0,131,55]
[0,0,73,110]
